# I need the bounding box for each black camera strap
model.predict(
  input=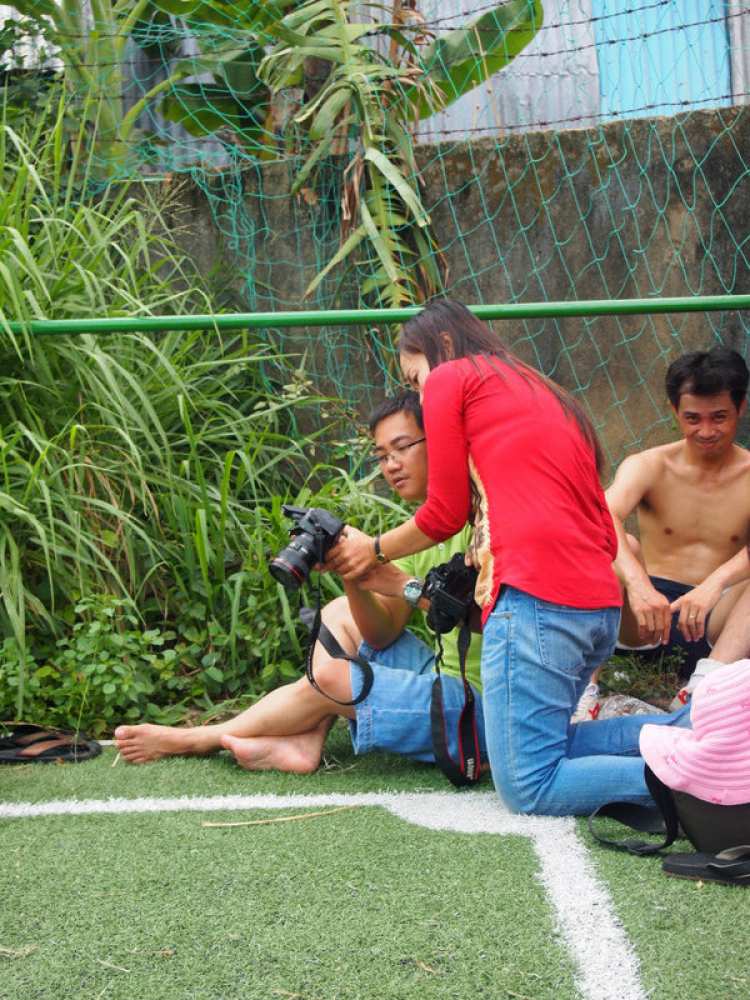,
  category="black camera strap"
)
[299,601,374,707]
[587,765,680,855]
[429,621,480,787]
[291,531,374,707]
